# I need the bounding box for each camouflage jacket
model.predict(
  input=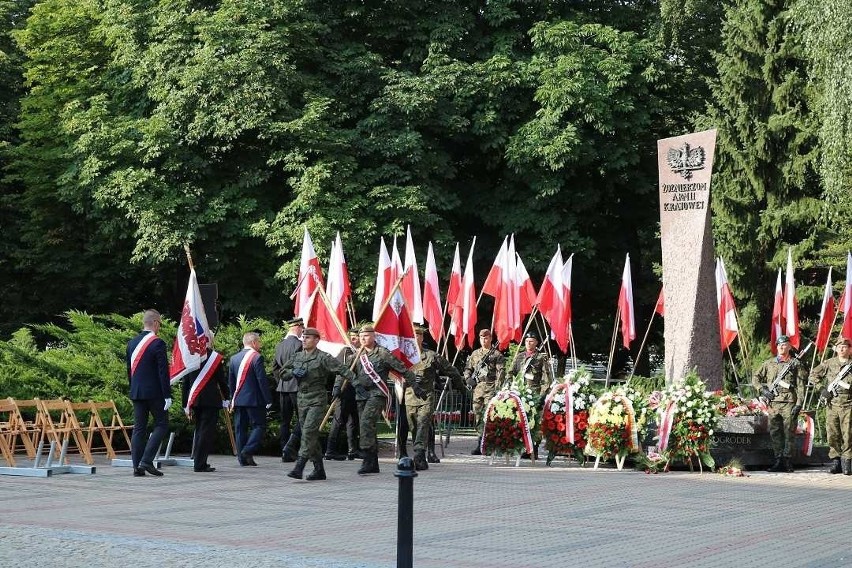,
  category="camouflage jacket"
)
[463,347,505,386]
[510,350,552,395]
[336,345,415,401]
[809,356,852,407]
[406,349,464,406]
[281,348,354,407]
[752,356,805,405]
